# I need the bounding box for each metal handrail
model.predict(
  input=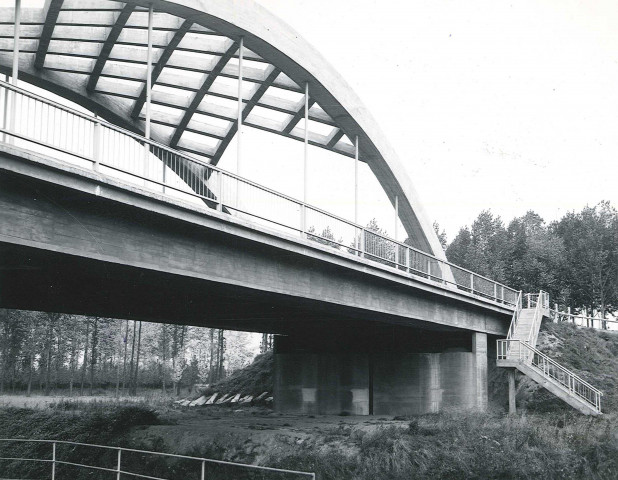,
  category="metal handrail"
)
[0,438,315,479]
[505,291,523,341]
[496,339,602,413]
[0,79,519,307]
[549,309,618,327]
[526,290,548,345]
